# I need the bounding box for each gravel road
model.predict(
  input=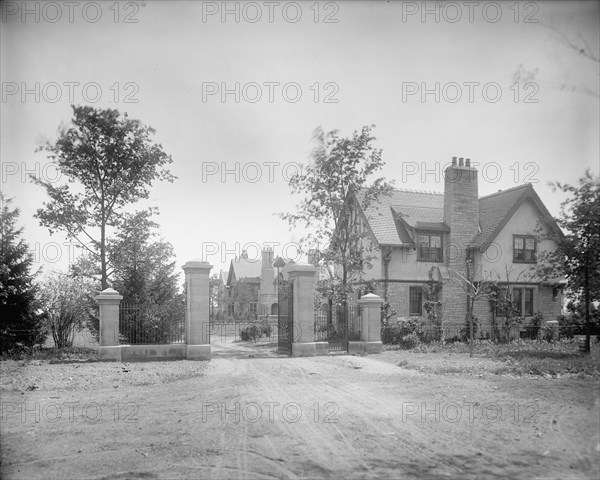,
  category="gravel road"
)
[1,339,598,480]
